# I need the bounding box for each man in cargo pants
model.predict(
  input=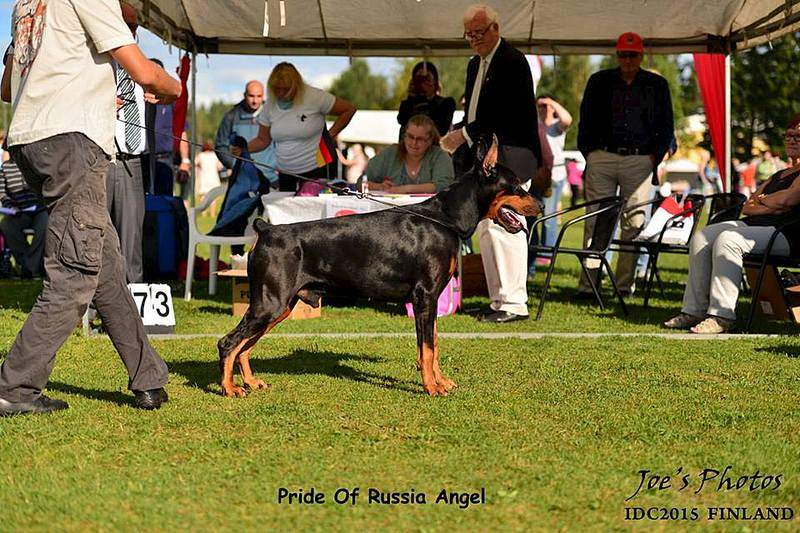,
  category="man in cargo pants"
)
[0,0,181,416]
